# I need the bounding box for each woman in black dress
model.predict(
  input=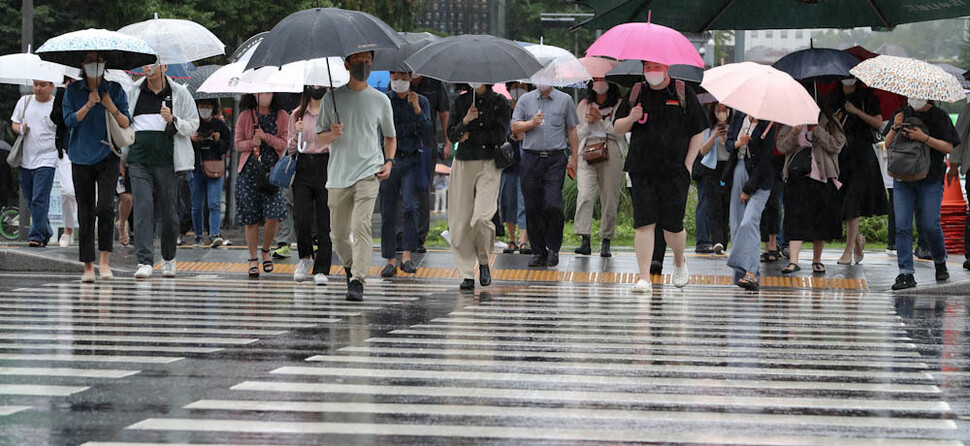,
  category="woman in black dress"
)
[823,78,888,265]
